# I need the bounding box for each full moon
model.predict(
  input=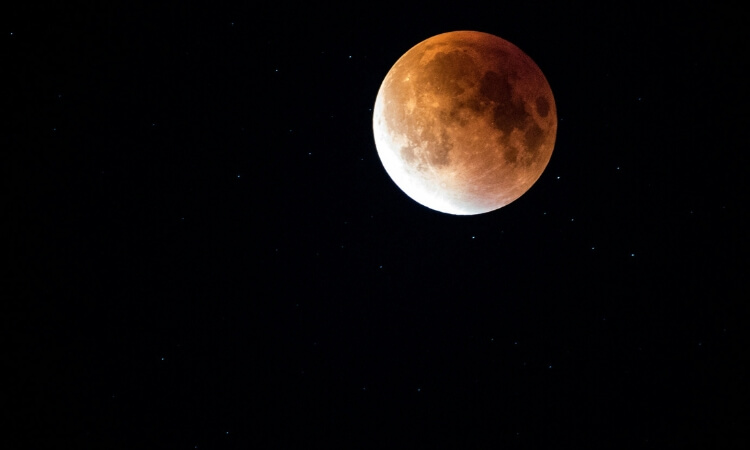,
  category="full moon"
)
[373,31,557,215]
